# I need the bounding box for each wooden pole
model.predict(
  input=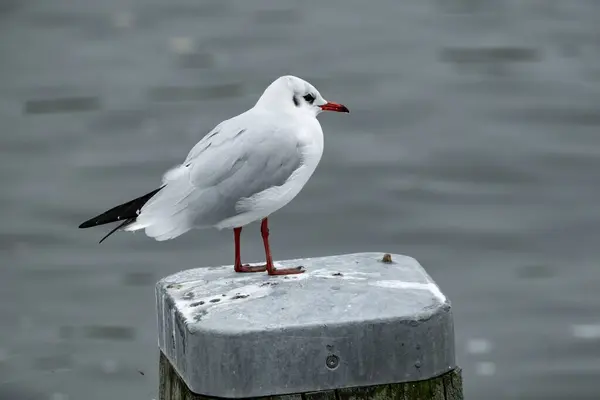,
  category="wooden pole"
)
[156,252,463,400]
